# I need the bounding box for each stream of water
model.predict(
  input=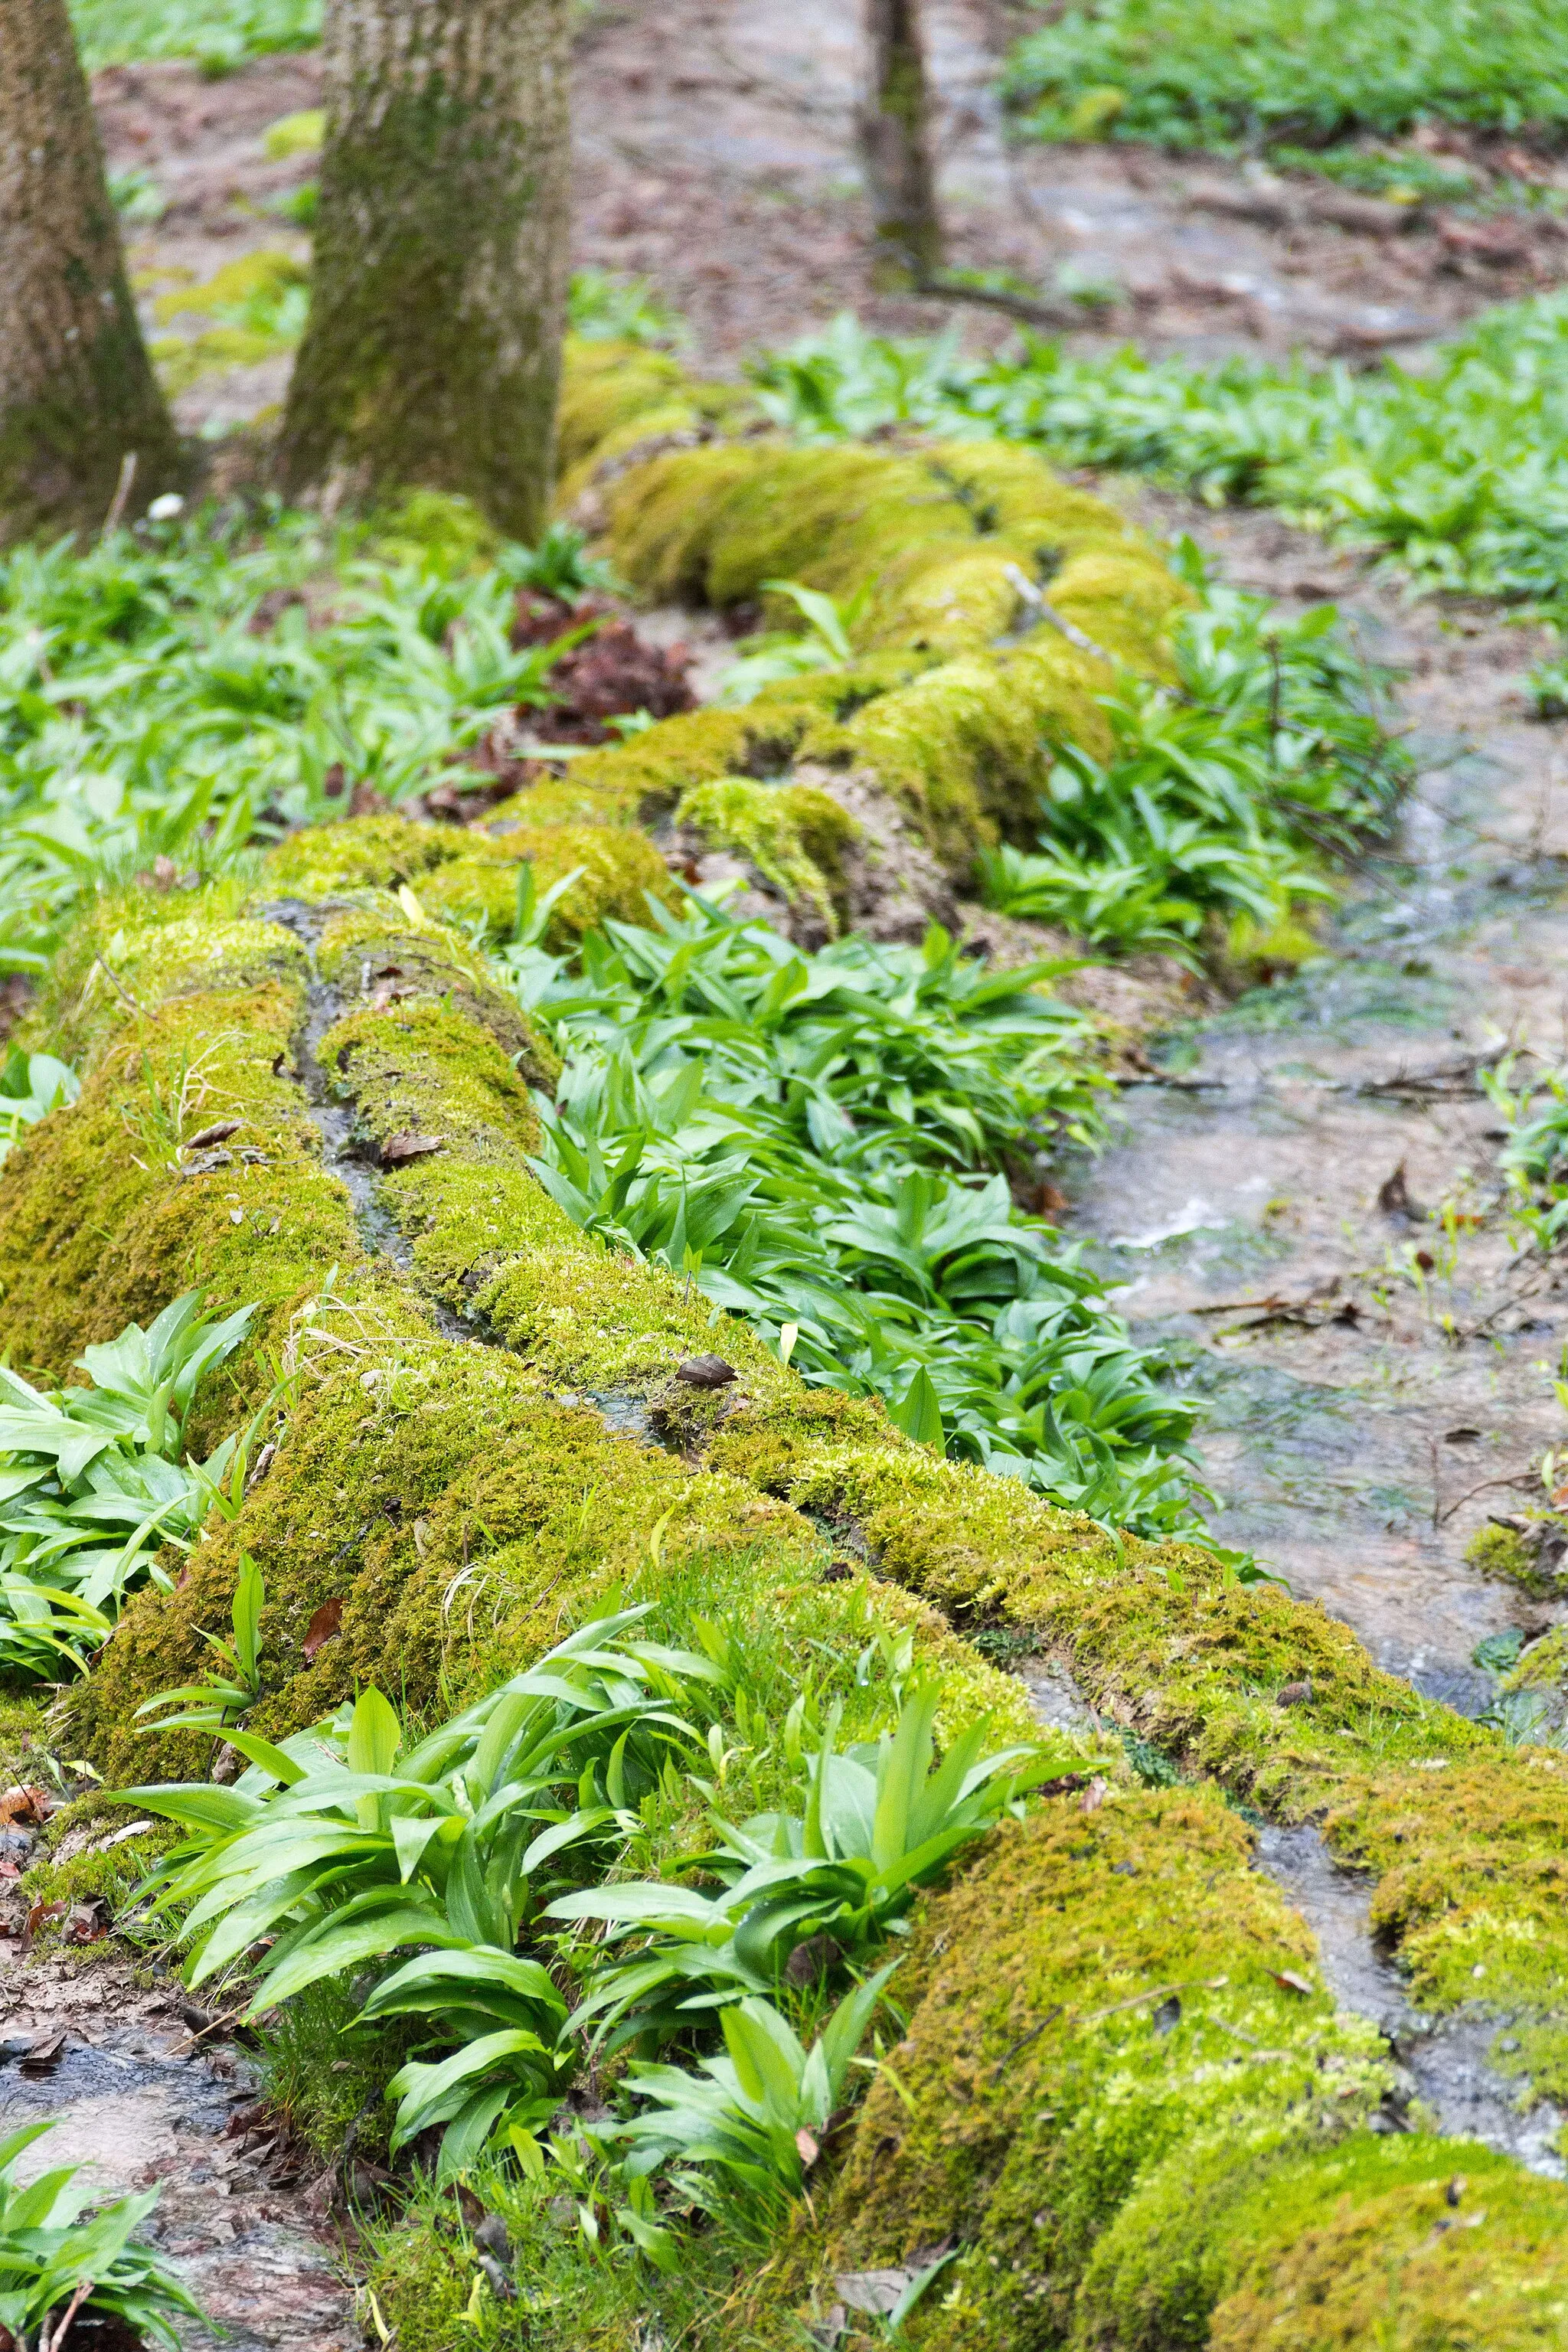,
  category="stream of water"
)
[1070,514,1568,1711]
